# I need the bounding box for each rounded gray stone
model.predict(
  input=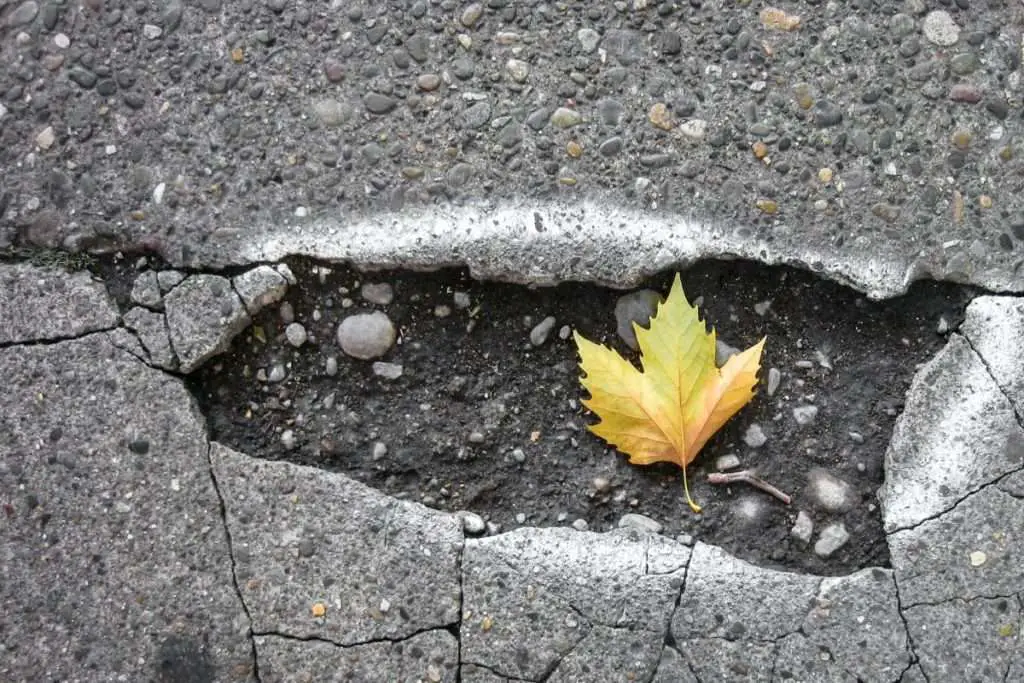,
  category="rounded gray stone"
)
[337,311,396,360]
[360,282,394,306]
[614,289,662,350]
